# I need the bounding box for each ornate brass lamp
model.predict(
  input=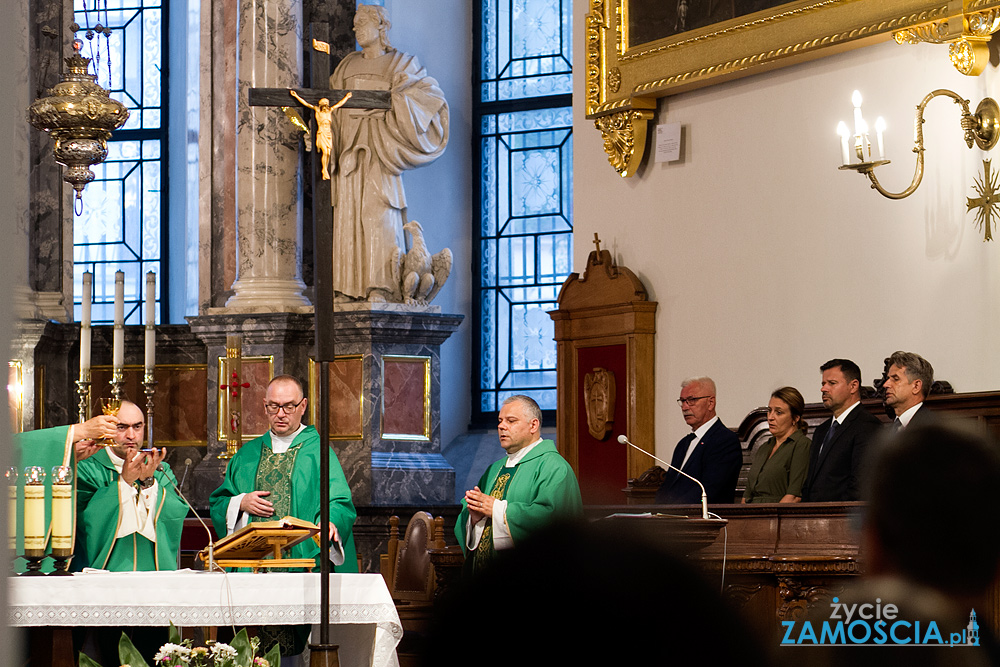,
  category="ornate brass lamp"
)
[838,88,1000,200]
[27,37,129,213]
